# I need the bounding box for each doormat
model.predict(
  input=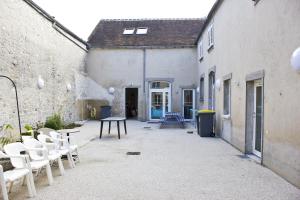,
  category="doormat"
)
[187,131,193,134]
[126,152,141,155]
